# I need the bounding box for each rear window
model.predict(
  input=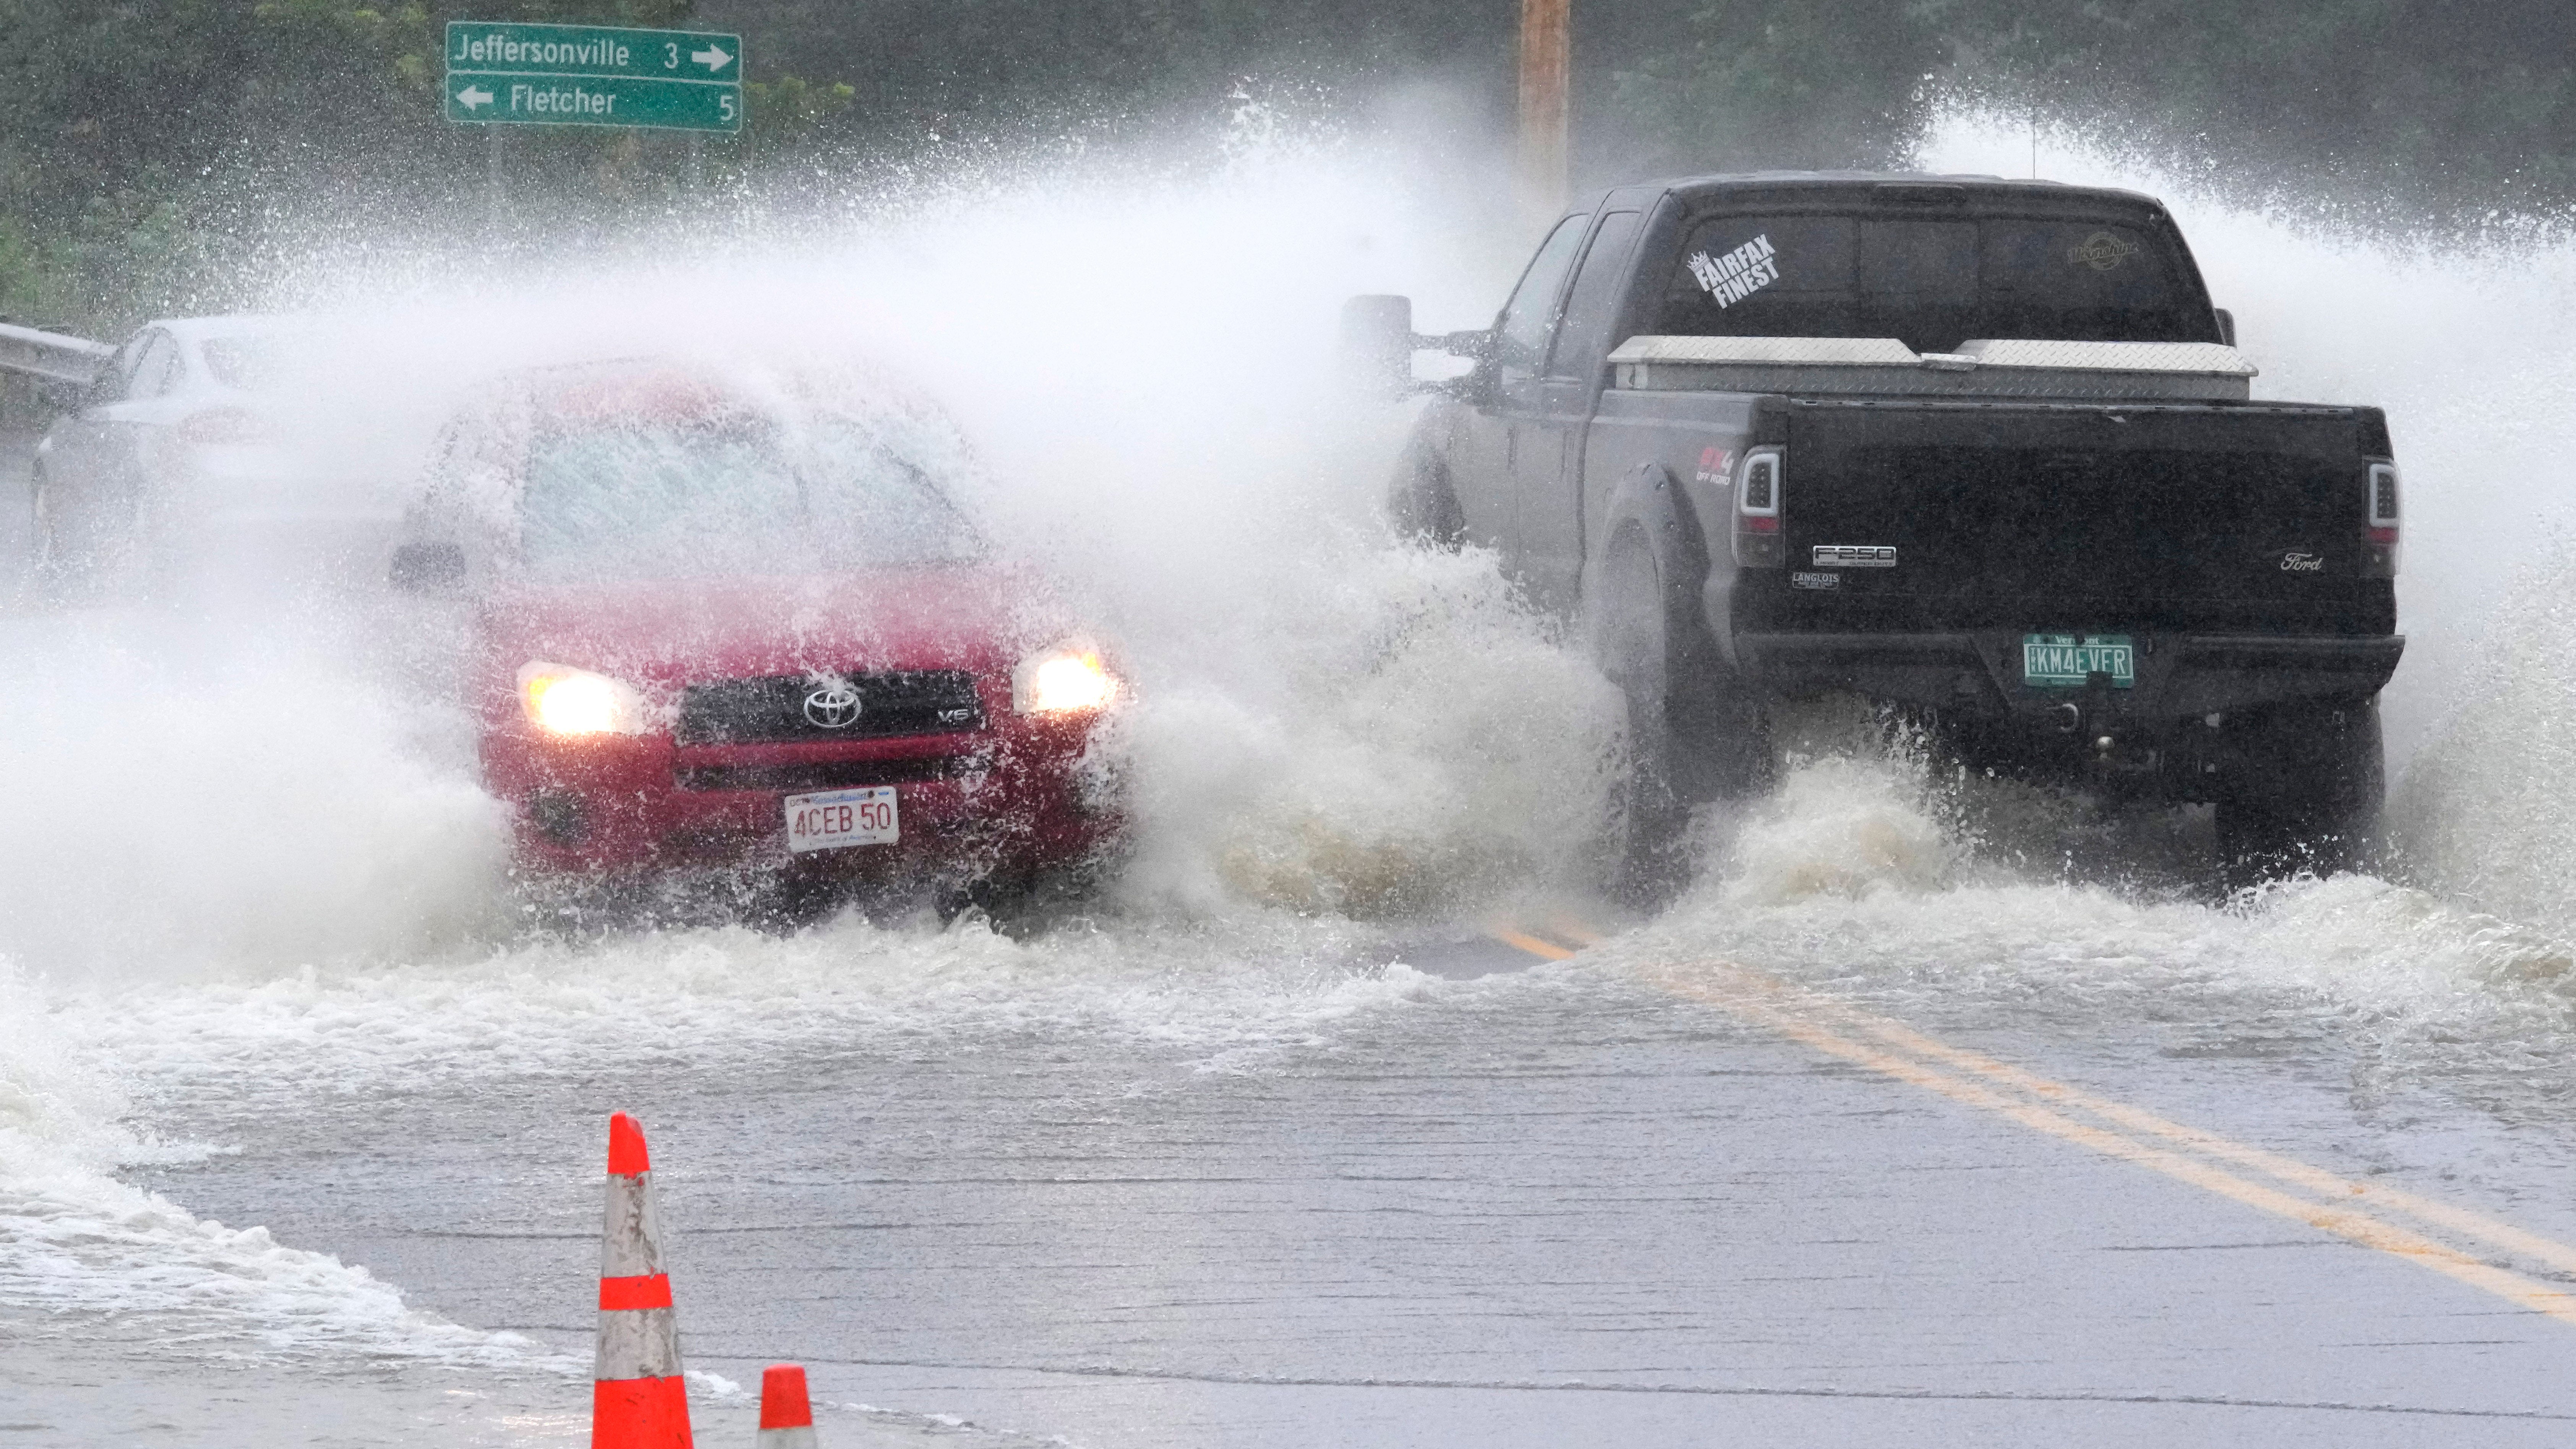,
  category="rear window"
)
[518,415,982,580]
[1655,213,2213,353]
[201,336,297,391]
